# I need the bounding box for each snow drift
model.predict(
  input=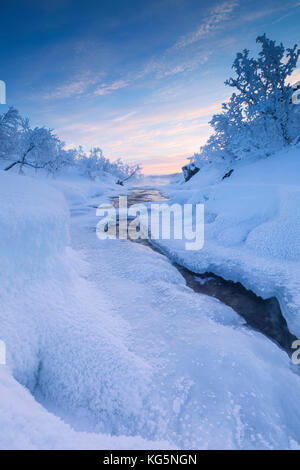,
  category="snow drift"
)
[2,160,300,450]
[67,183,300,450]
[155,145,300,338]
[0,170,170,449]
